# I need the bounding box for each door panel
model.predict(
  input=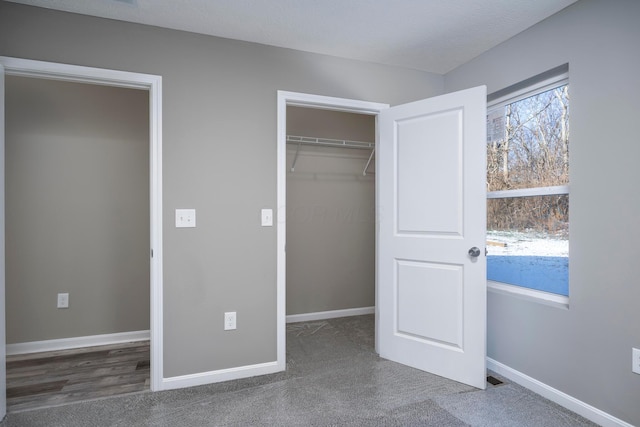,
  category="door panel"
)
[396,260,463,347]
[397,109,463,234]
[378,86,487,389]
